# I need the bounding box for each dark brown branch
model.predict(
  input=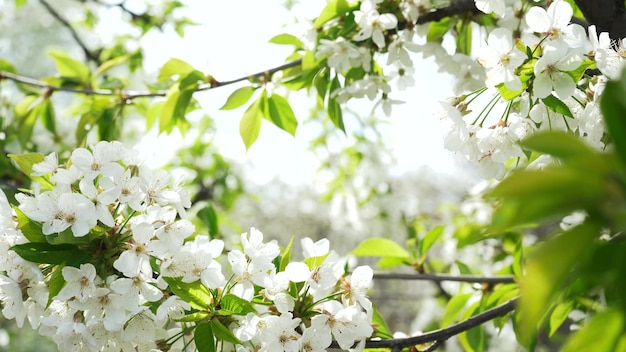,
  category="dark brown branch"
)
[574,0,626,40]
[373,272,515,284]
[0,59,302,100]
[38,0,101,64]
[361,297,518,350]
[416,0,479,25]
